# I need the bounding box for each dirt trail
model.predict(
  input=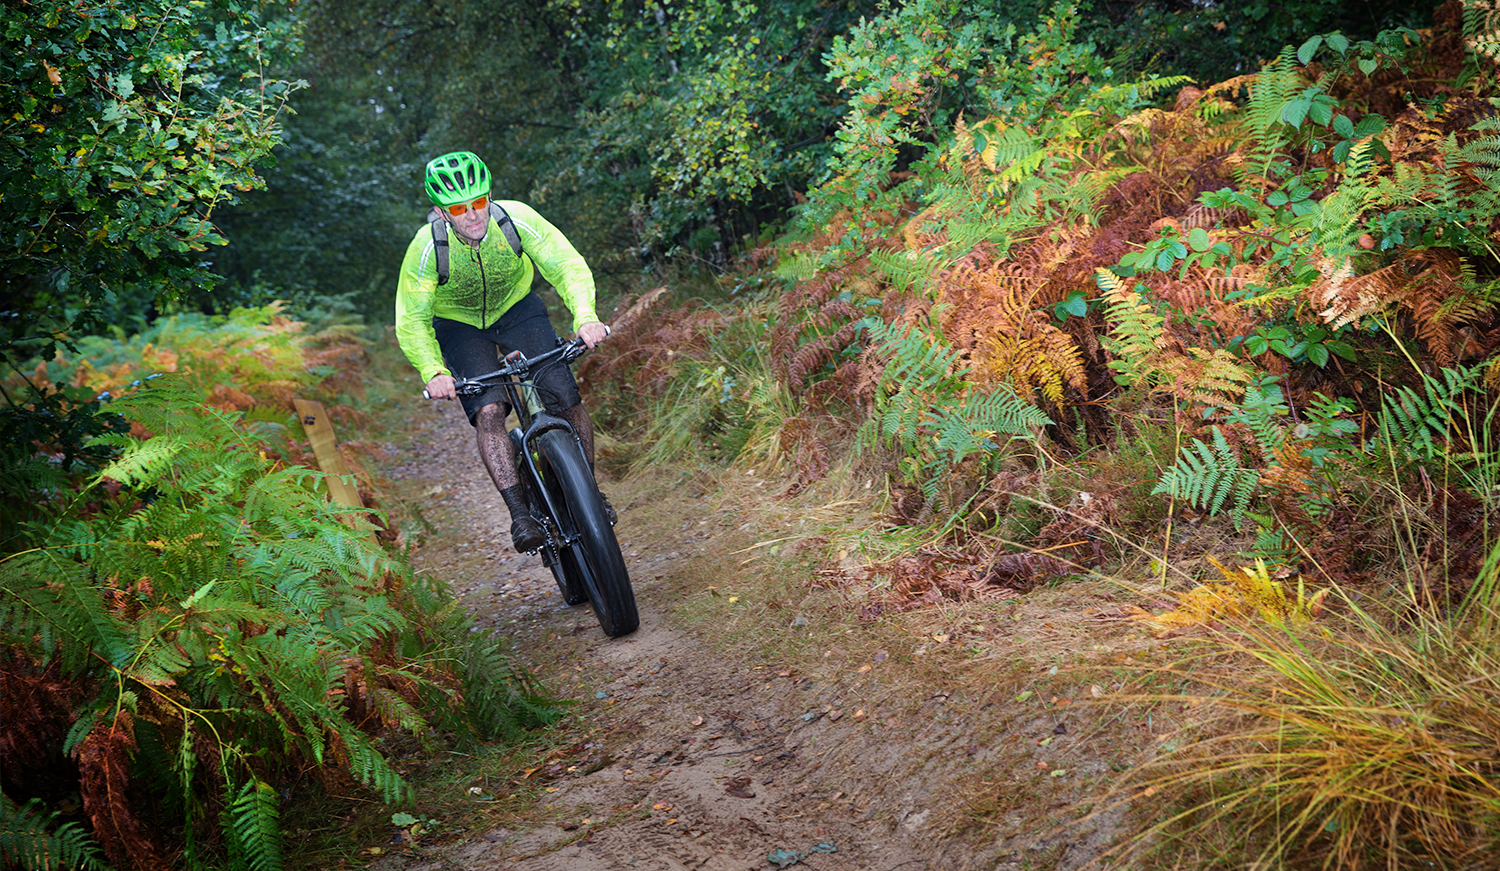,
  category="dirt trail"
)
[371,400,1132,871]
